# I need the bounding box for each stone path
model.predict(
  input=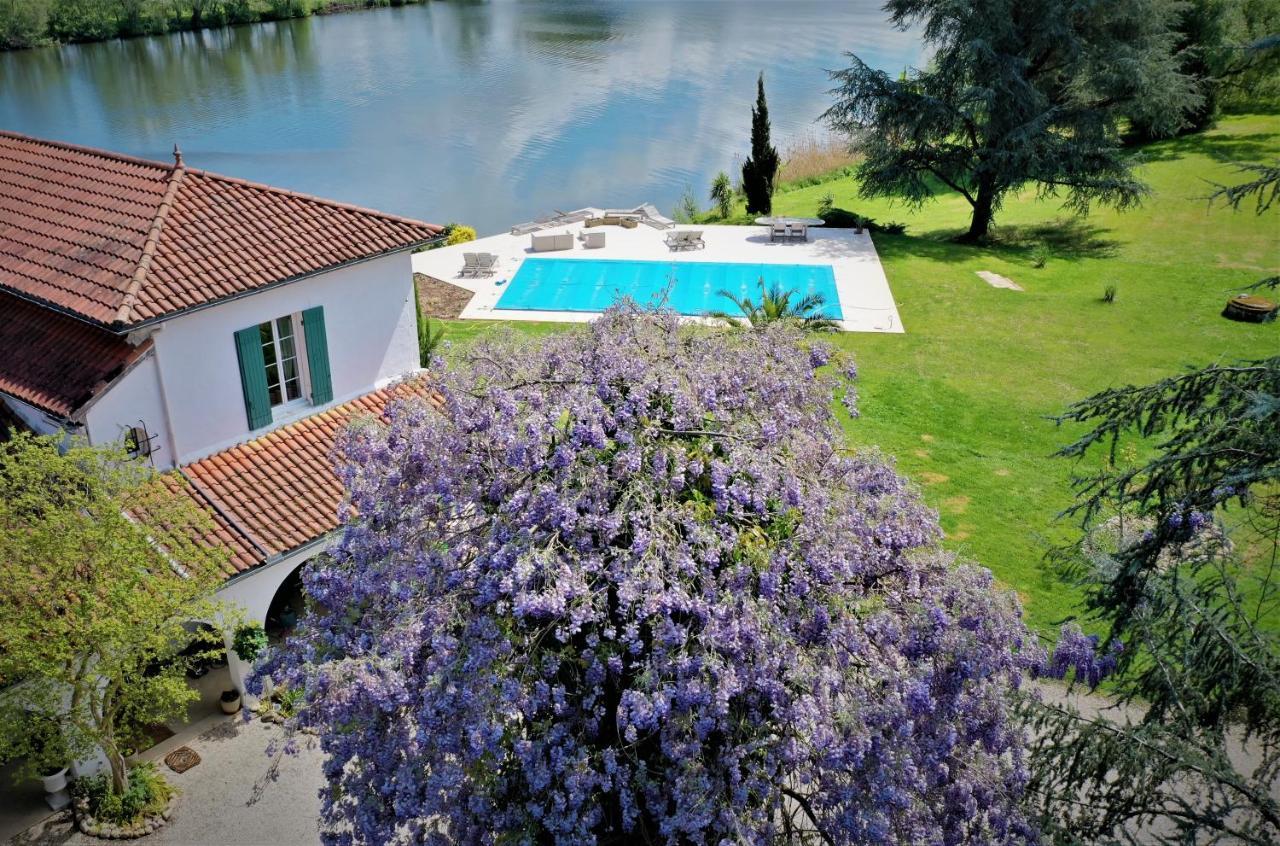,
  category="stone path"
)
[12,719,324,846]
[976,270,1024,291]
